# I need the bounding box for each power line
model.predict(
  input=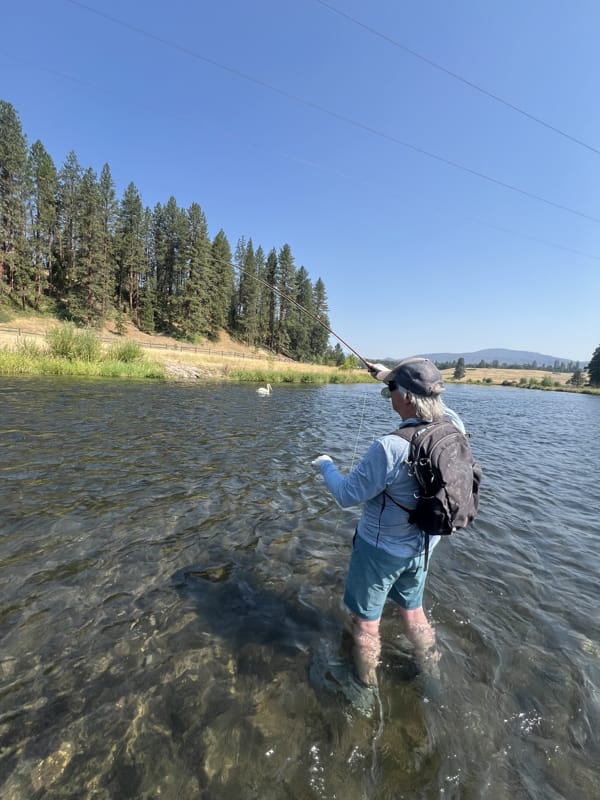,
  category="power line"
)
[8,52,600,264]
[66,0,600,226]
[463,216,600,262]
[315,0,600,158]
